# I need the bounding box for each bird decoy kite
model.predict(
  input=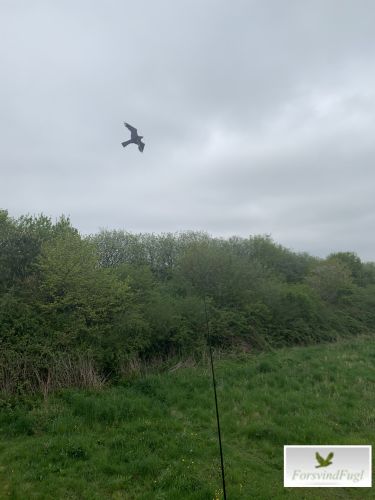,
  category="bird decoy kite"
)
[122,122,145,152]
